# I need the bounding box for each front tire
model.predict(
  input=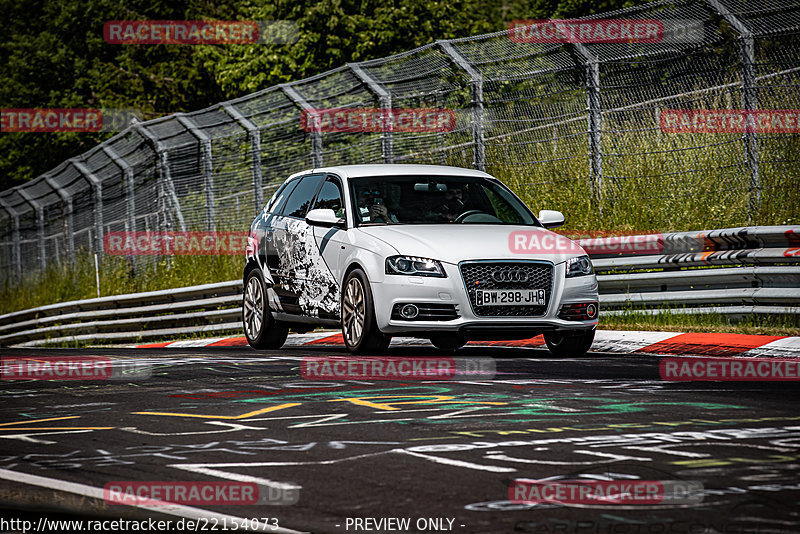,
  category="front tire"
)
[243,269,289,349]
[341,268,391,353]
[544,329,595,357]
